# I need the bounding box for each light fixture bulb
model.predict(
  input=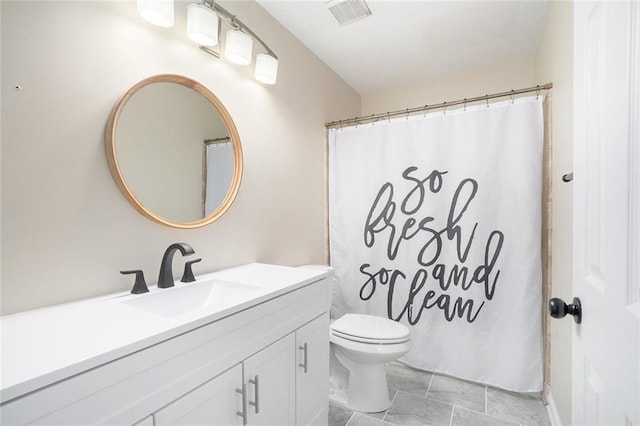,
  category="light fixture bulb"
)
[186,3,219,47]
[255,54,278,85]
[137,0,174,28]
[224,29,253,66]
